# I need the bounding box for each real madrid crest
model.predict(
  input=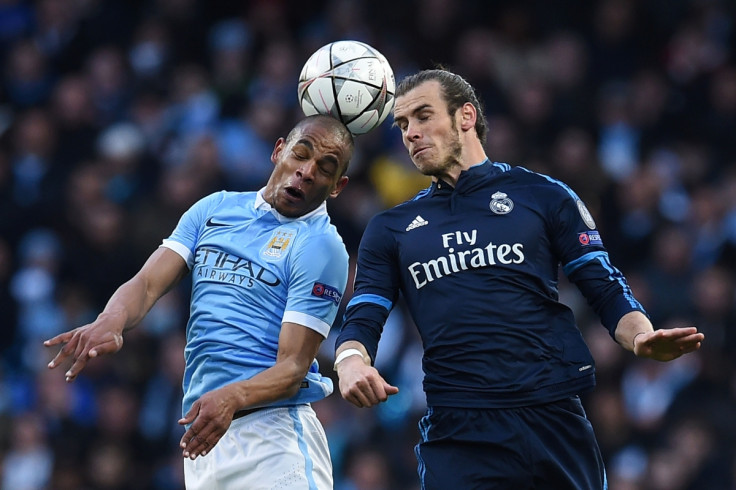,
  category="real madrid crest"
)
[490,191,514,215]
